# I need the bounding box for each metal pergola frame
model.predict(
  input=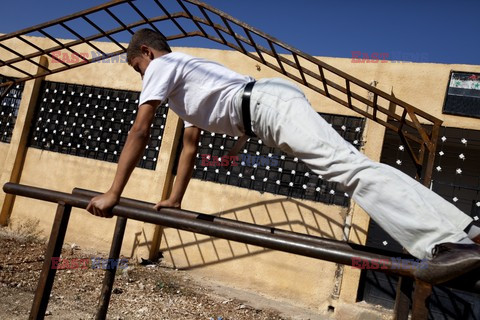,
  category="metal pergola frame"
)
[0,0,441,185]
